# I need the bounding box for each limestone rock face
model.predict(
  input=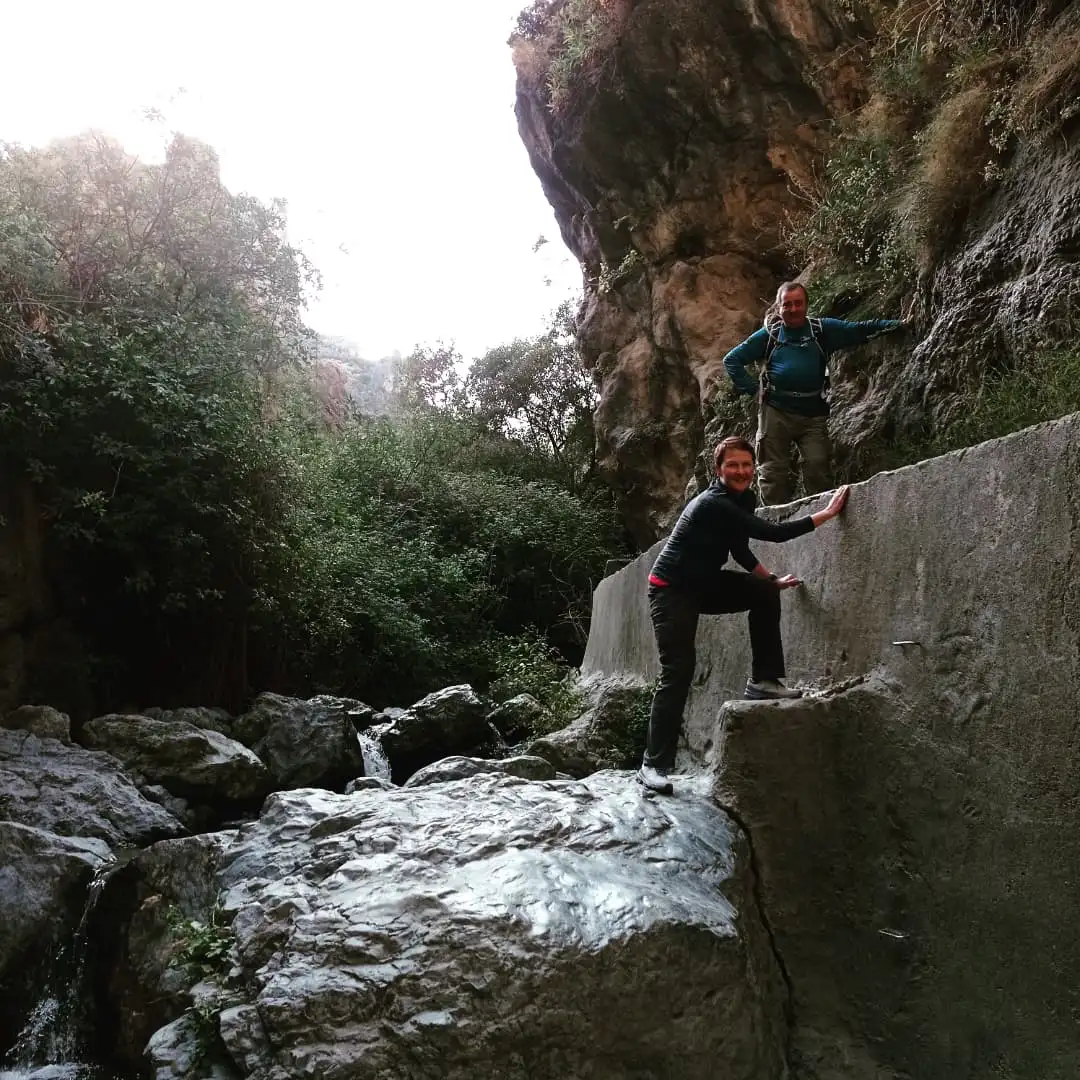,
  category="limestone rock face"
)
[514,0,873,542]
[213,775,788,1079]
[515,3,1080,541]
[80,715,272,806]
[235,693,366,791]
[106,833,233,1072]
[0,728,183,846]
